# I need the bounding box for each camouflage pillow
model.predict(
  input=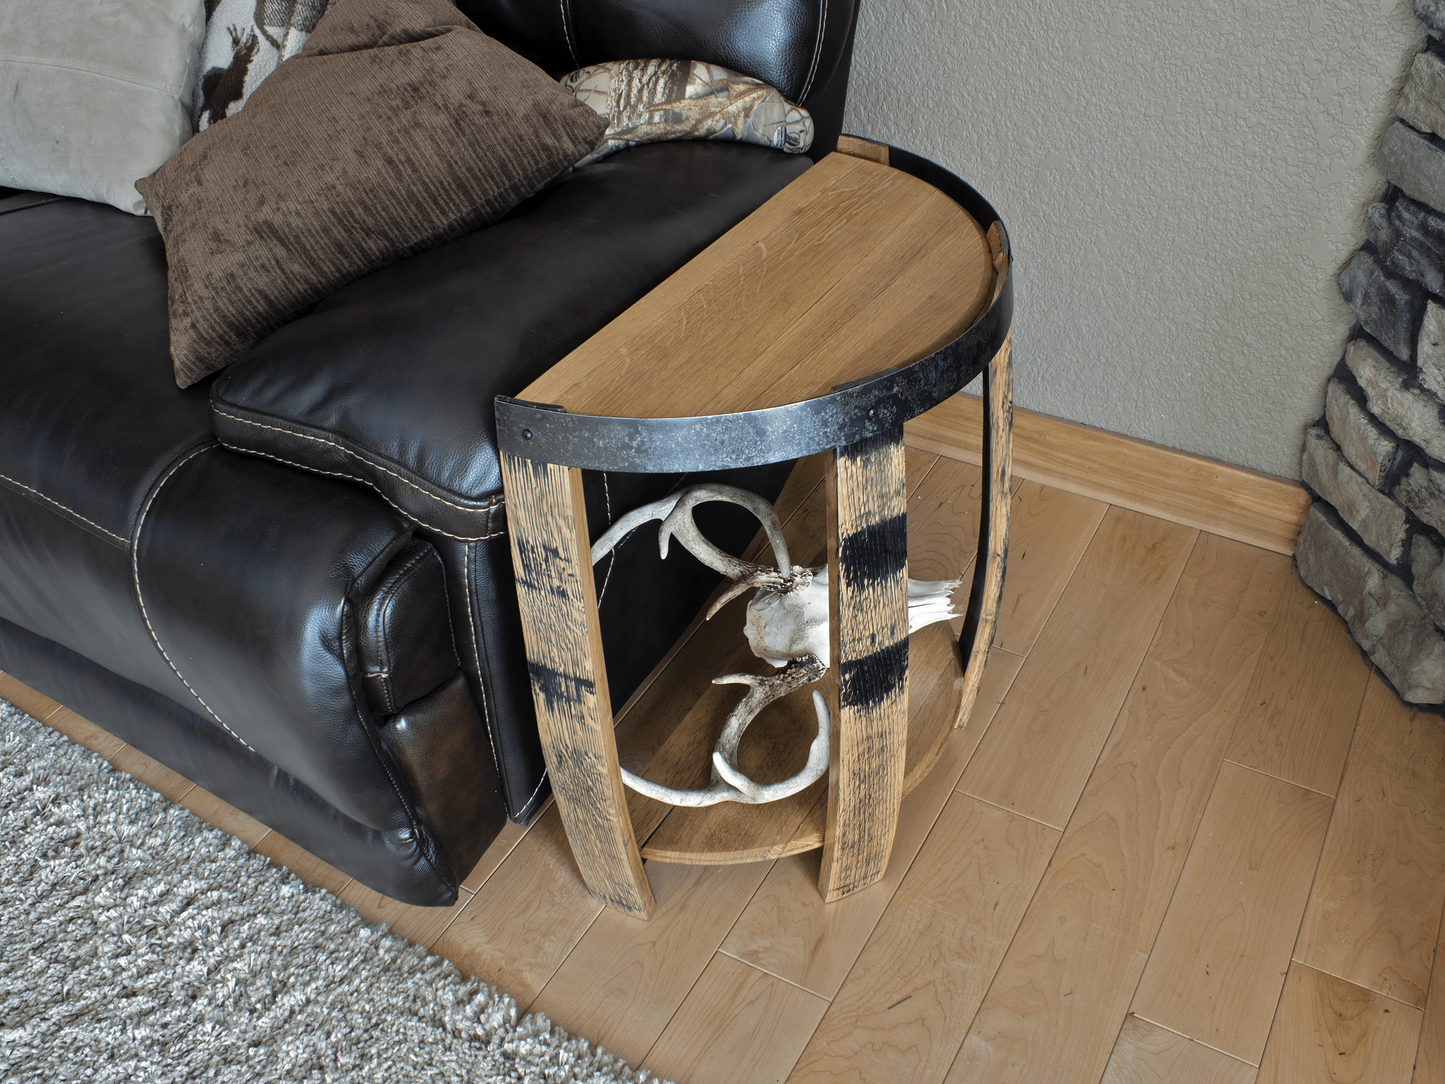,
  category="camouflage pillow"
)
[561,59,813,168]
[194,0,335,131]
